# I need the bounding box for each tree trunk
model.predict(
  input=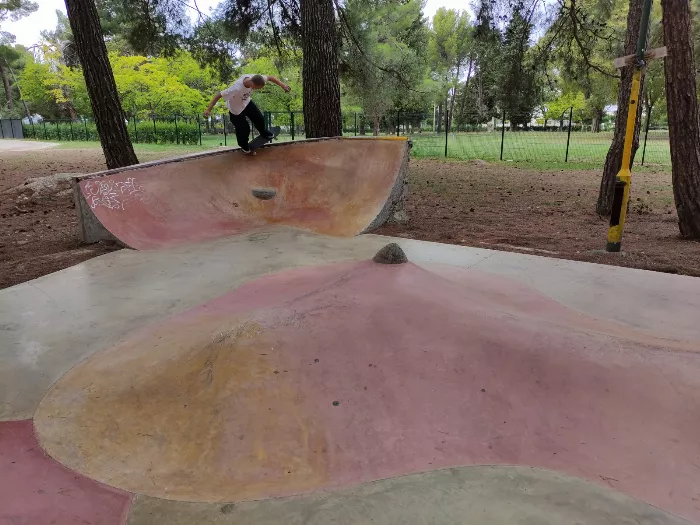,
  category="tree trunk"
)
[662,0,700,238]
[0,63,13,110]
[591,108,603,133]
[373,115,380,136]
[447,65,461,132]
[301,0,342,138]
[64,0,137,169]
[457,59,474,127]
[448,89,456,132]
[436,103,443,134]
[596,0,645,216]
